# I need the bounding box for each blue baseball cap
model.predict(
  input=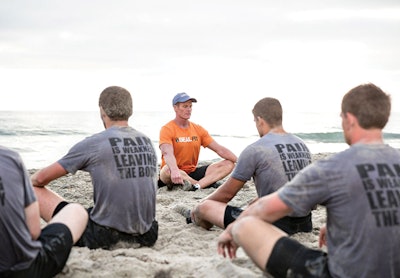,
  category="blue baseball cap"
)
[172,92,197,105]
